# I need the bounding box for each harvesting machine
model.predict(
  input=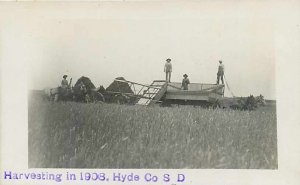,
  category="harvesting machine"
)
[105,79,225,107]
